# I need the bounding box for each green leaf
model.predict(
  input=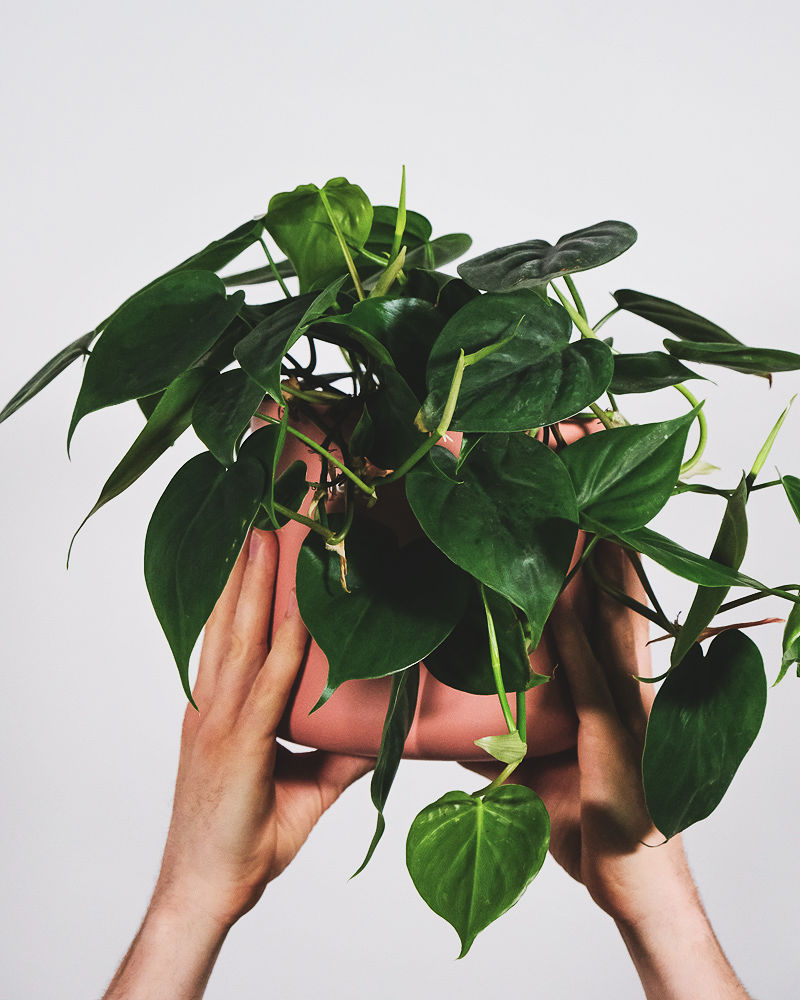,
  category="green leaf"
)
[406,436,578,648]
[670,477,748,667]
[610,351,705,394]
[402,234,473,273]
[252,459,309,532]
[781,474,800,523]
[436,278,481,319]
[68,271,244,450]
[192,369,266,466]
[364,205,432,253]
[664,339,800,375]
[474,731,527,764]
[70,367,216,555]
[613,289,741,344]
[0,331,95,425]
[264,177,373,293]
[354,665,420,876]
[642,631,766,839]
[234,281,346,403]
[424,583,534,694]
[322,297,444,401]
[362,366,427,469]
[776,603,800,684]
[296,516,470,705]
[221,258,295,288]
[144,451,266,701]
[406,785,550,957]
[559,412,695,531]
[423,290,613,432]
[457,221,637,292]
[172,216,266,275]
